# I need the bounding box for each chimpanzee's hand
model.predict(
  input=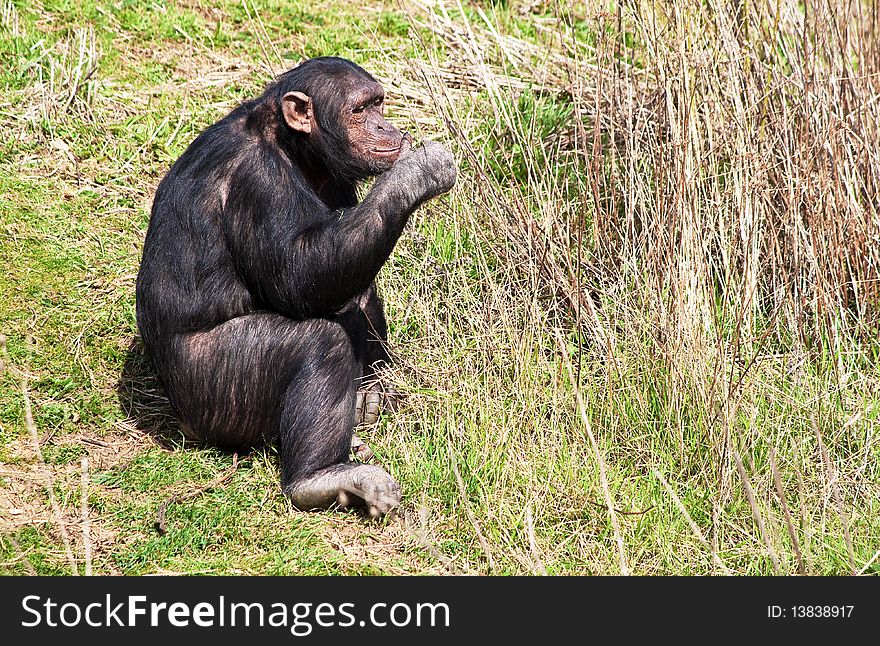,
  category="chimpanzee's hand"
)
[397,131,414,160]
[392,140,456,202]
